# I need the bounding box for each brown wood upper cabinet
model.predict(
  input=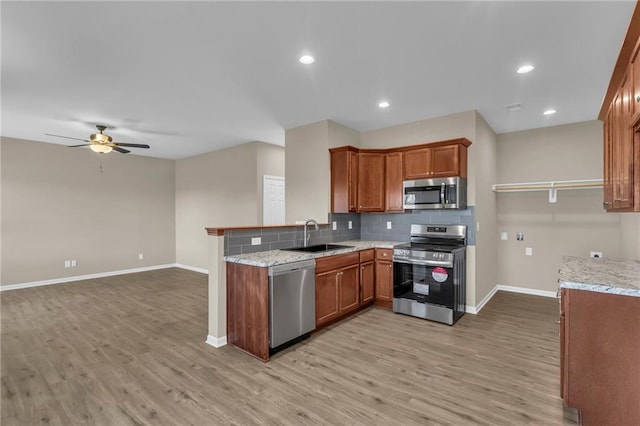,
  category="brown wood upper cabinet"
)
[357,152,386,212]
[385,152,404,212]
[330,147,358,213]
[403,143,466,180]
[599,5,640,212]
[330,138,471,213]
